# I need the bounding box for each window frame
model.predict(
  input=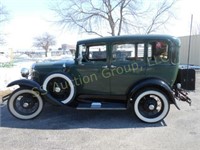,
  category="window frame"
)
[87,44,107,61]
[111,42,145,62]
[147,40,170,65]
[78,43,108,63]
